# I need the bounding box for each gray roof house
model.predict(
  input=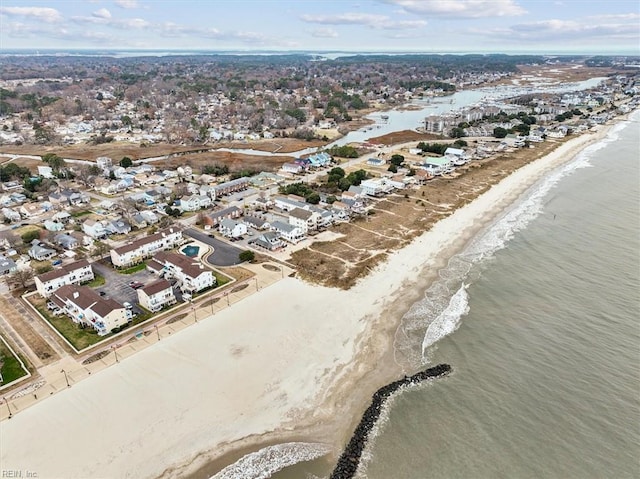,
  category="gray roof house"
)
[106,219,132,235]
[0,254,17,275]
[28,239,56,261]
[249,231,284,251]
[54,233,79,250]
